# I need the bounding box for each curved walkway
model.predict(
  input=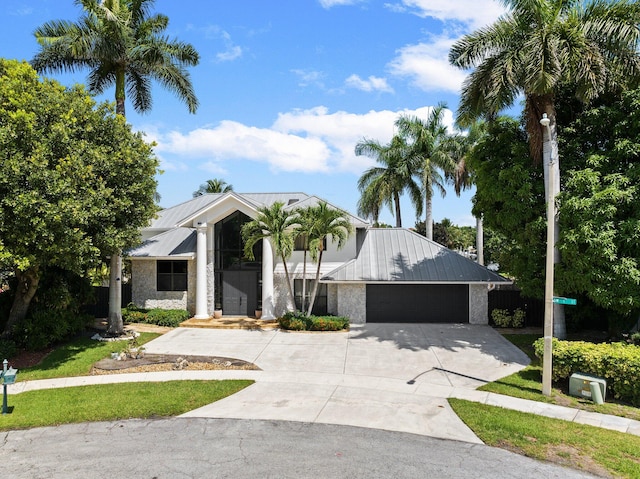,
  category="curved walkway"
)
[9,324,640,441]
